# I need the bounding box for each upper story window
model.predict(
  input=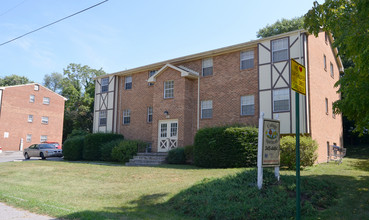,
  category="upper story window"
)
[43,97,50,105]
[125,76,132,90]
[241,95,255,116]
[26,134,32,142]
[272,38,288,62]
[240,50,254,70]
[324,55,327,71]
[164,80,174,99]
[330,62,334,78]
[99,110,107,126]
[148,70,157,86]
[202,58,213,76]
[34,84,39,91]
[332,102,336,119]
[41,116,49,124]
[28,115,33,123]
[40,135,47,142]
[101,77,109,93]
[30,95,35,103]
[325,32,329,44]
[147,107,153,123]
[201,100,213,119]
[123,109,131,125]
[325,98,329,115]
[273,88,290,112]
